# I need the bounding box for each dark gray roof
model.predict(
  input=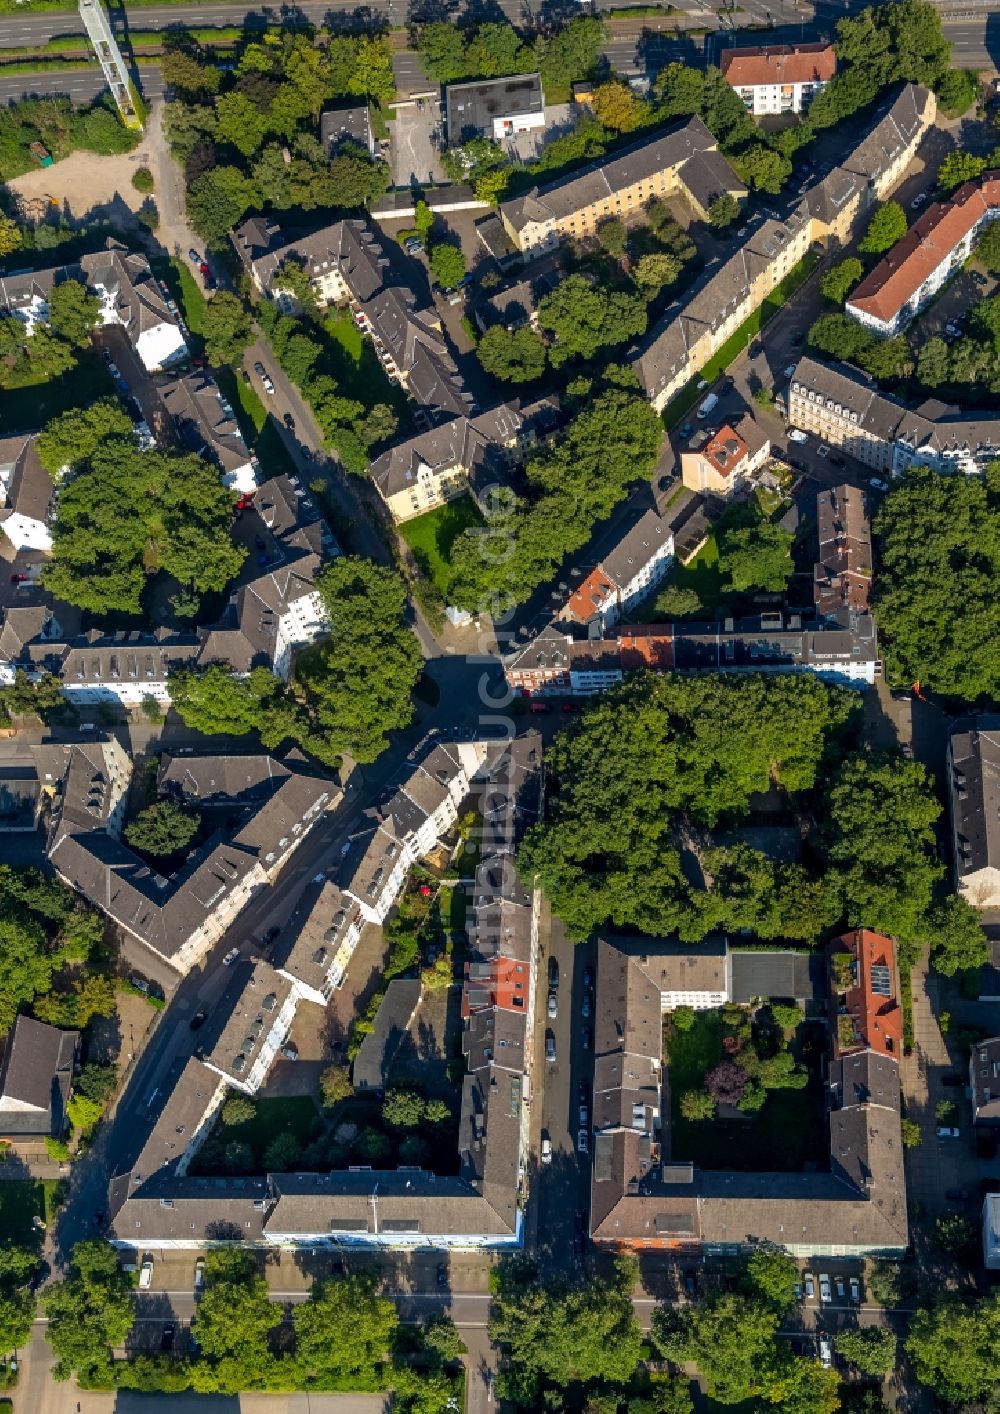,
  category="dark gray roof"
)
[729,949,824,1004]
[254,220,387,305]
[319,104,373,154]
[0,433,53,528]
[352,979,422,1091]
[950,716,1000,884]
[446,73,544,141]
[599,510,672,590]
[157,371,253,478]
[0,1015,77,1137]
